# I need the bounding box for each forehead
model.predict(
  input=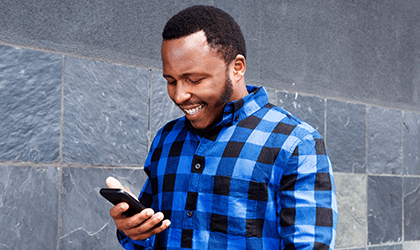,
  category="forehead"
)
[162,31,210,58]
[161,31,225,75]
